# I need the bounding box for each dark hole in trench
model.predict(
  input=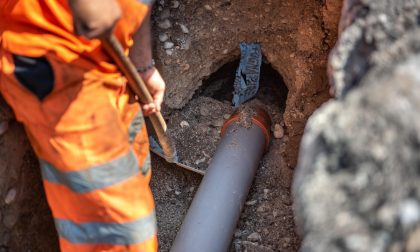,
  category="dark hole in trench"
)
[197,57,288,111]
[149,57,289,167]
